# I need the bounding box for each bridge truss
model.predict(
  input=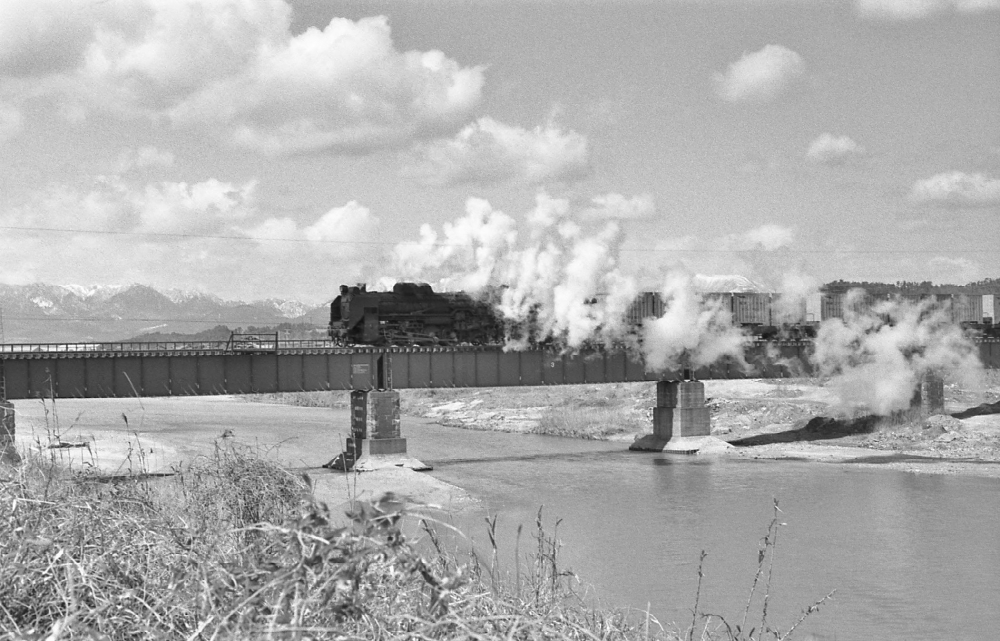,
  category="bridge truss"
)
[0,340,998,400]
